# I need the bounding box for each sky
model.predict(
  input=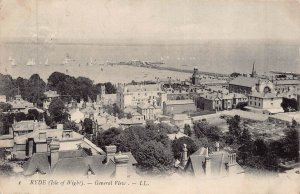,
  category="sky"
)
[0,0,300,43]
